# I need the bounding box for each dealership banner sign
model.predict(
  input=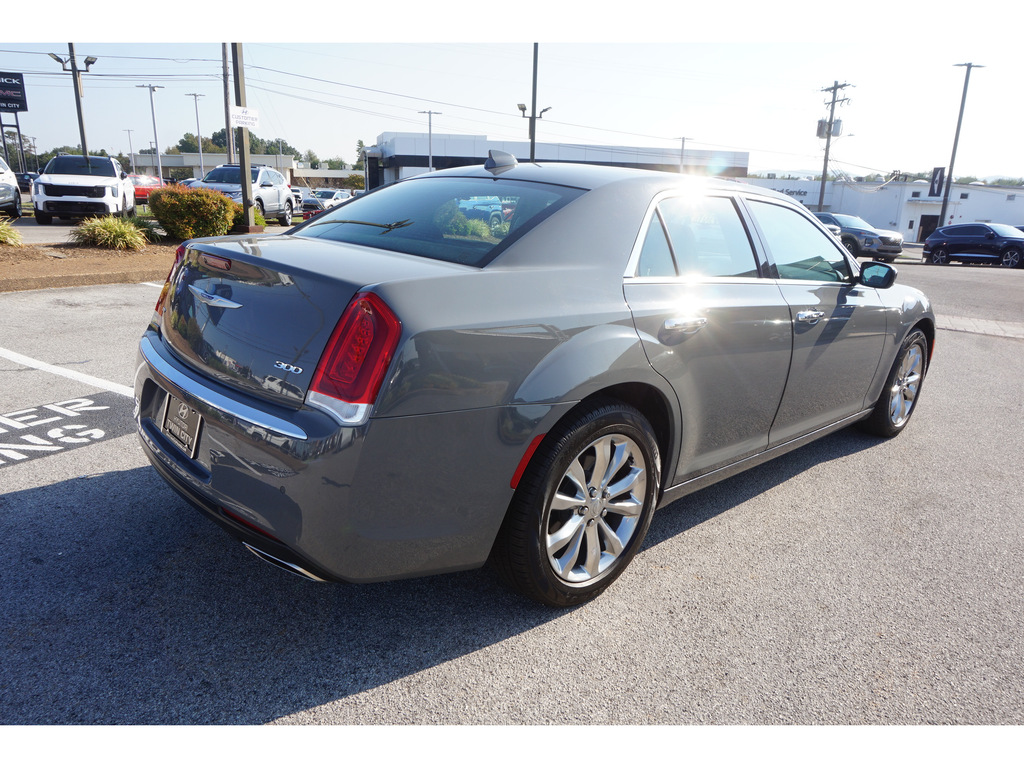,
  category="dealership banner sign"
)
[0,72,27,112]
